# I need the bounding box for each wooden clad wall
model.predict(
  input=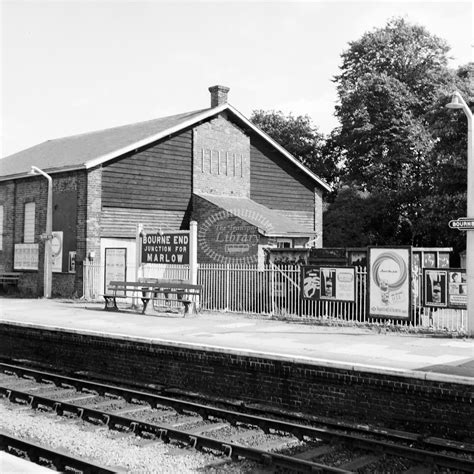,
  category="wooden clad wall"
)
[250,136,315,211]
[102,130,192,211]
